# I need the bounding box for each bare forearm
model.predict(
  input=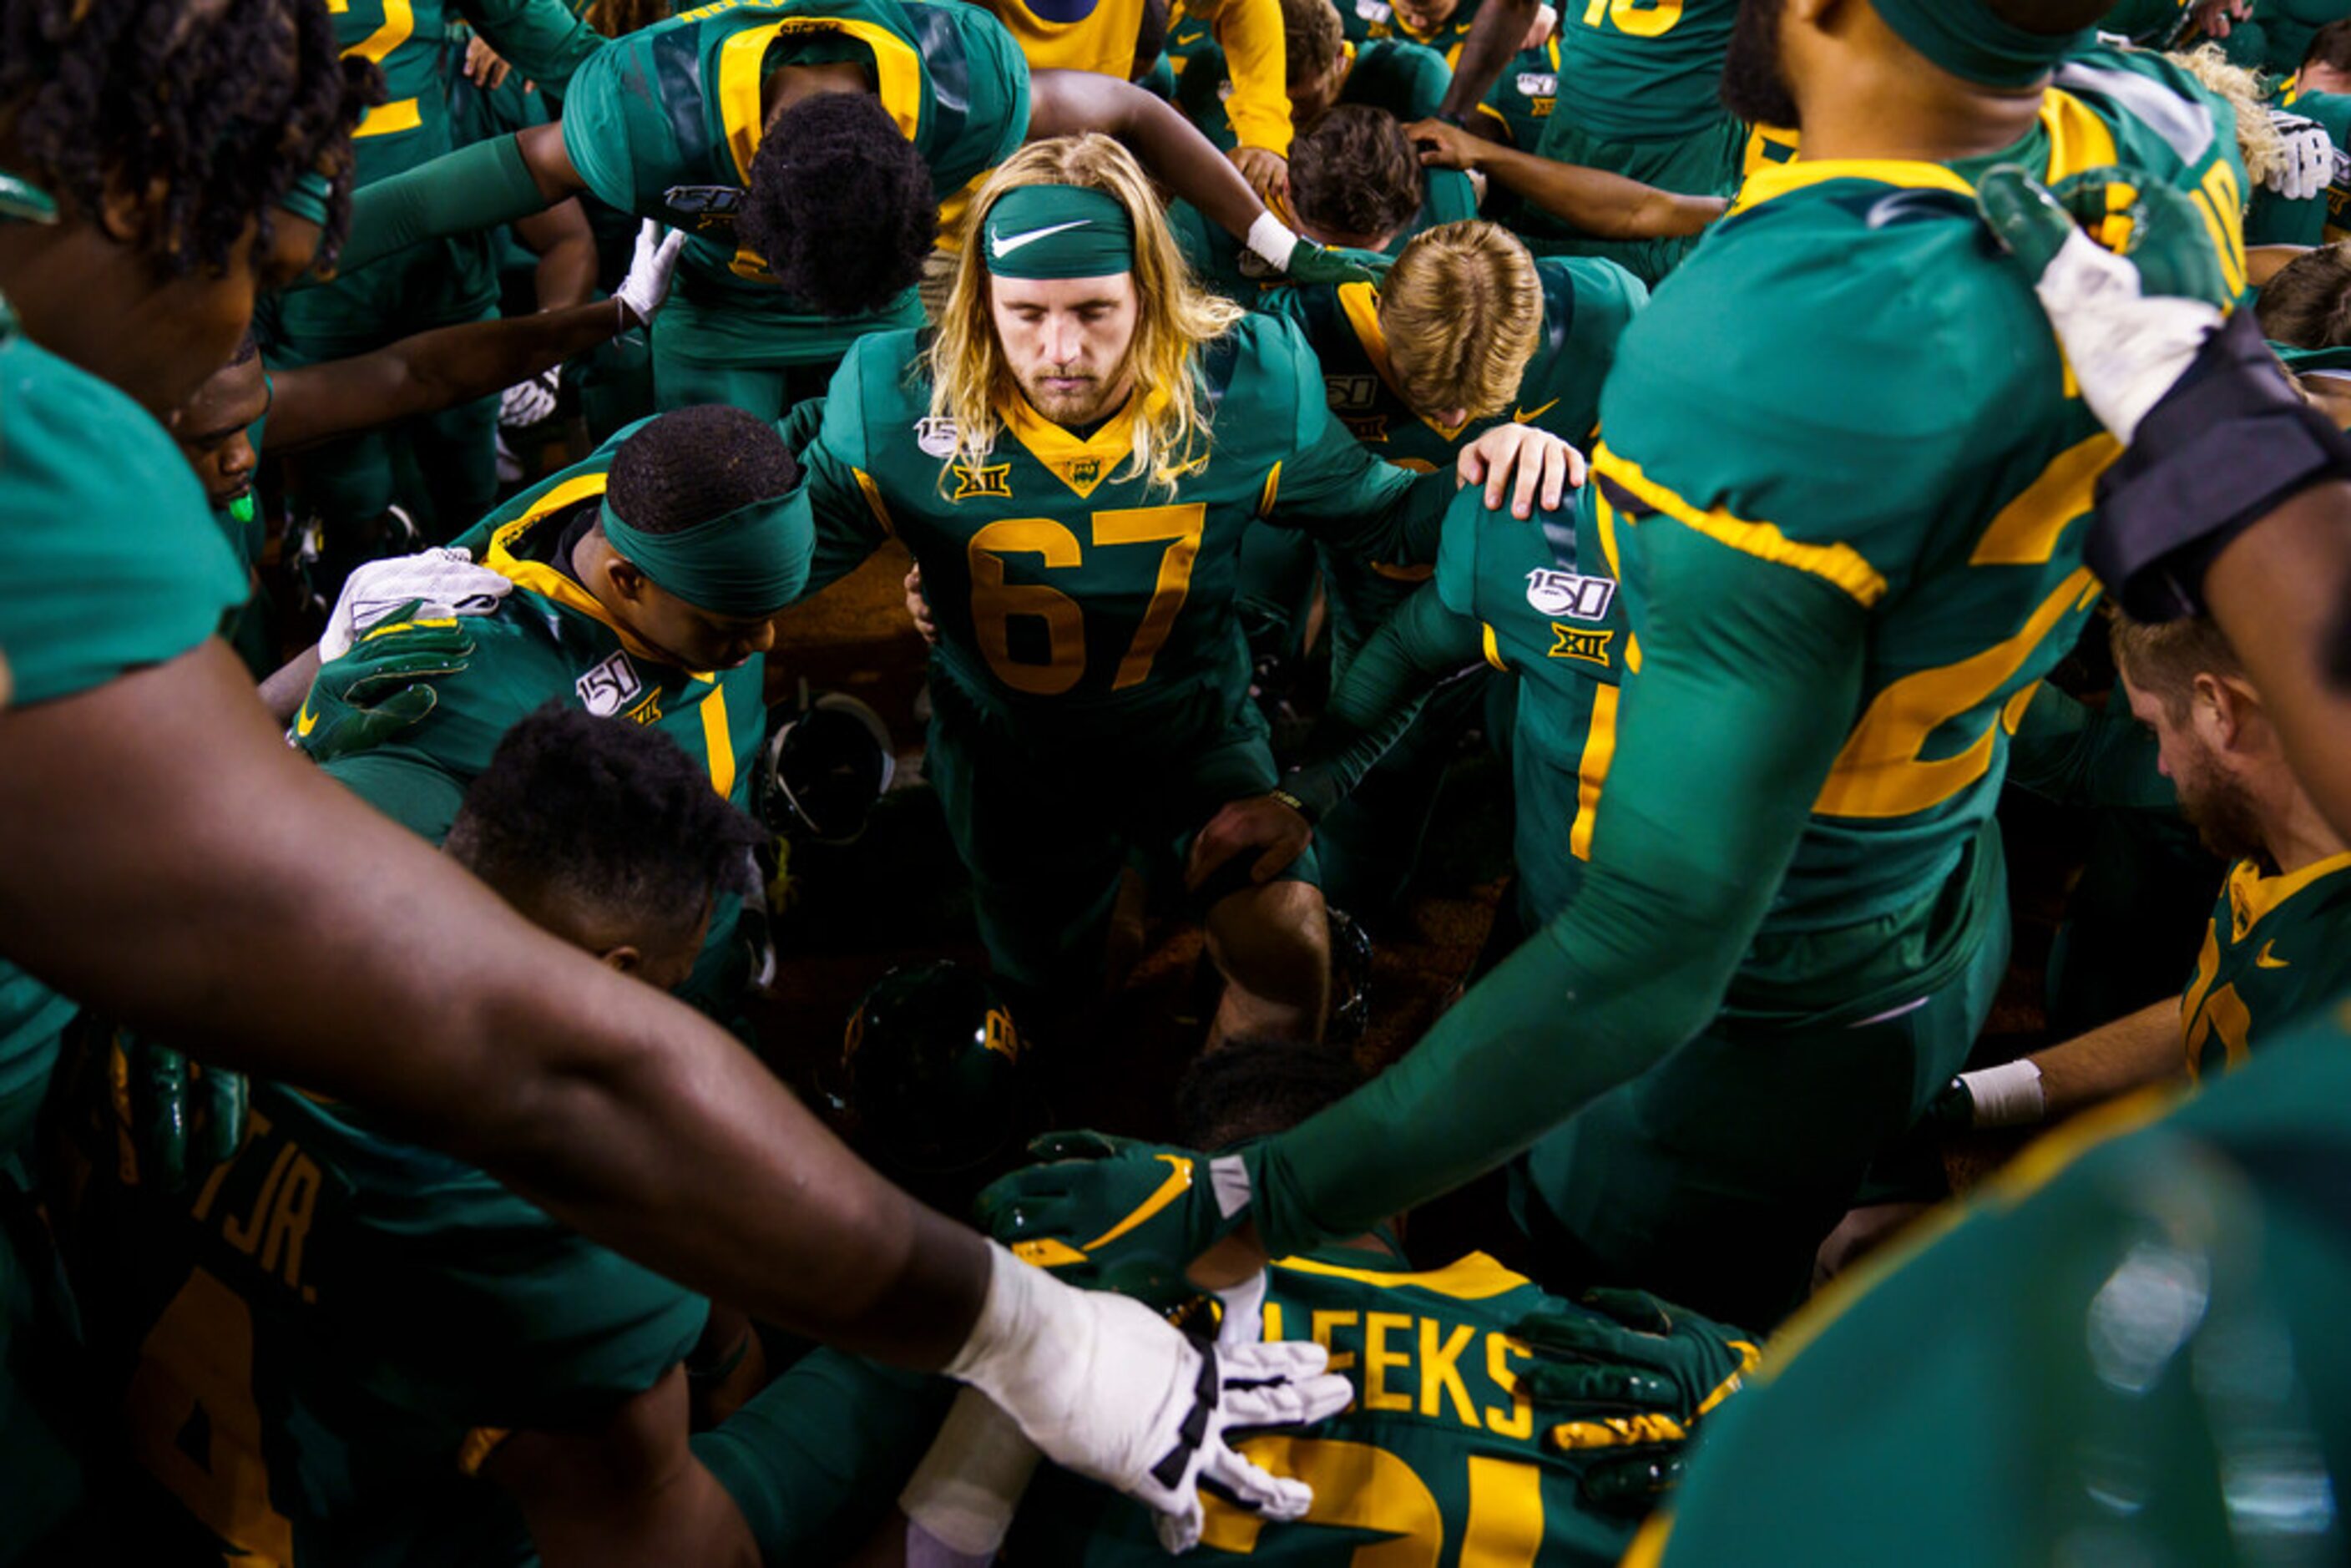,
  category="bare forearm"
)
[269,301,624,453]
[2204,481,2351,839]
[0,642,988,1360]
[1437,0,1537,119]
[259,645,321,718]
[518,198,599,311]
[1477,141,1719,239]
[2027,999,2182,1117]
